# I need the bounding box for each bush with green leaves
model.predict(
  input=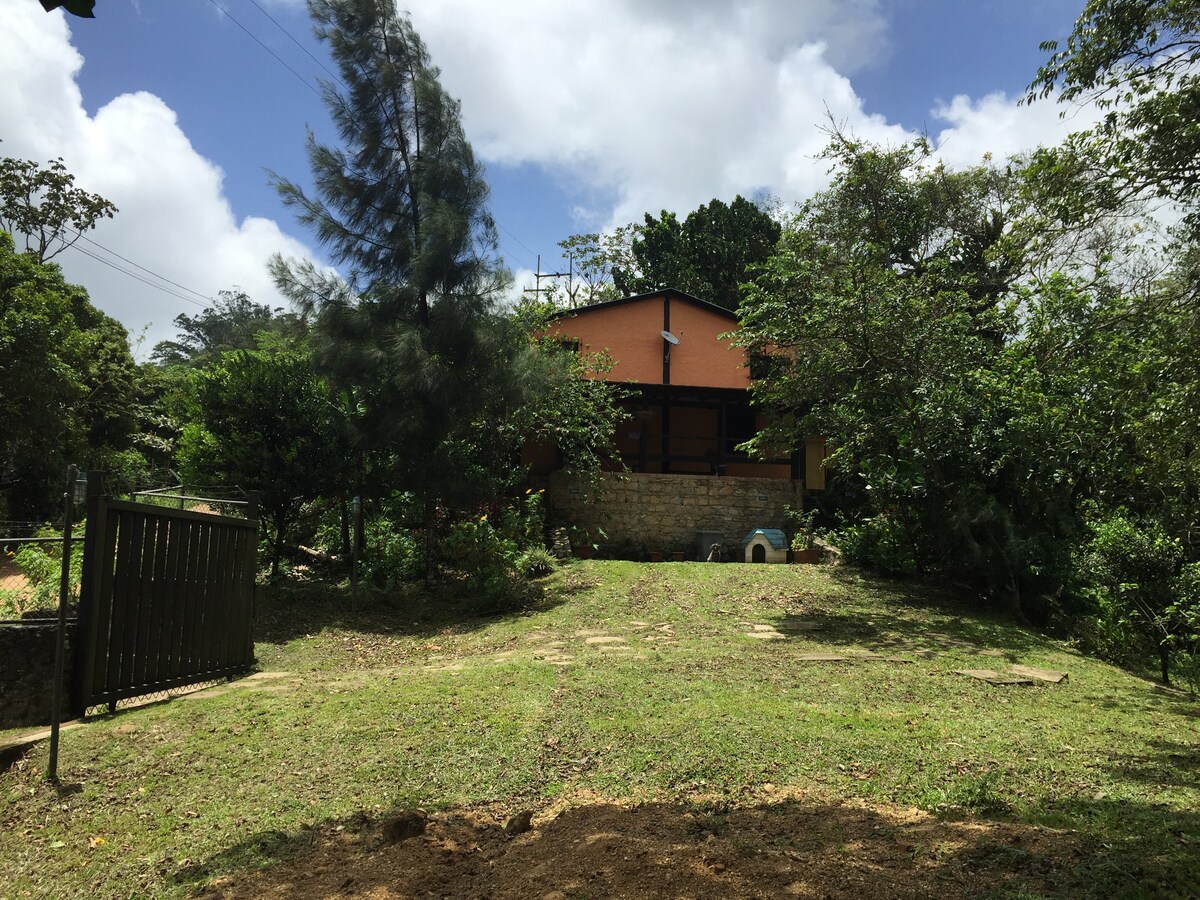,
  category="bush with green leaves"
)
[0,528,82,618]
[832,514,920,576]
[1078,512,1199,686]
